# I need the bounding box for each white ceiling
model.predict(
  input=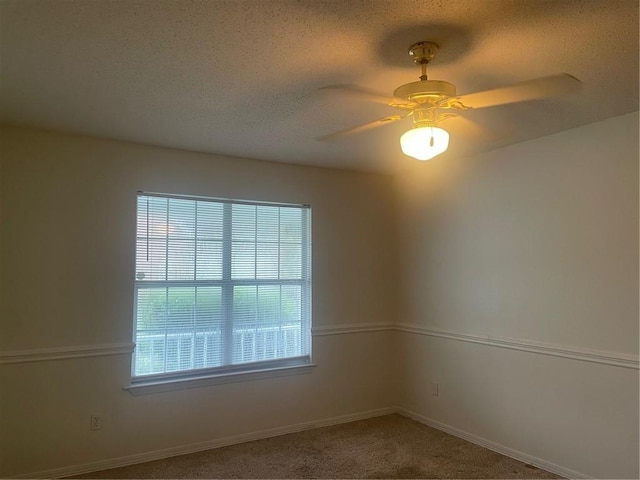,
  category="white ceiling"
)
[1,0,638,174]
